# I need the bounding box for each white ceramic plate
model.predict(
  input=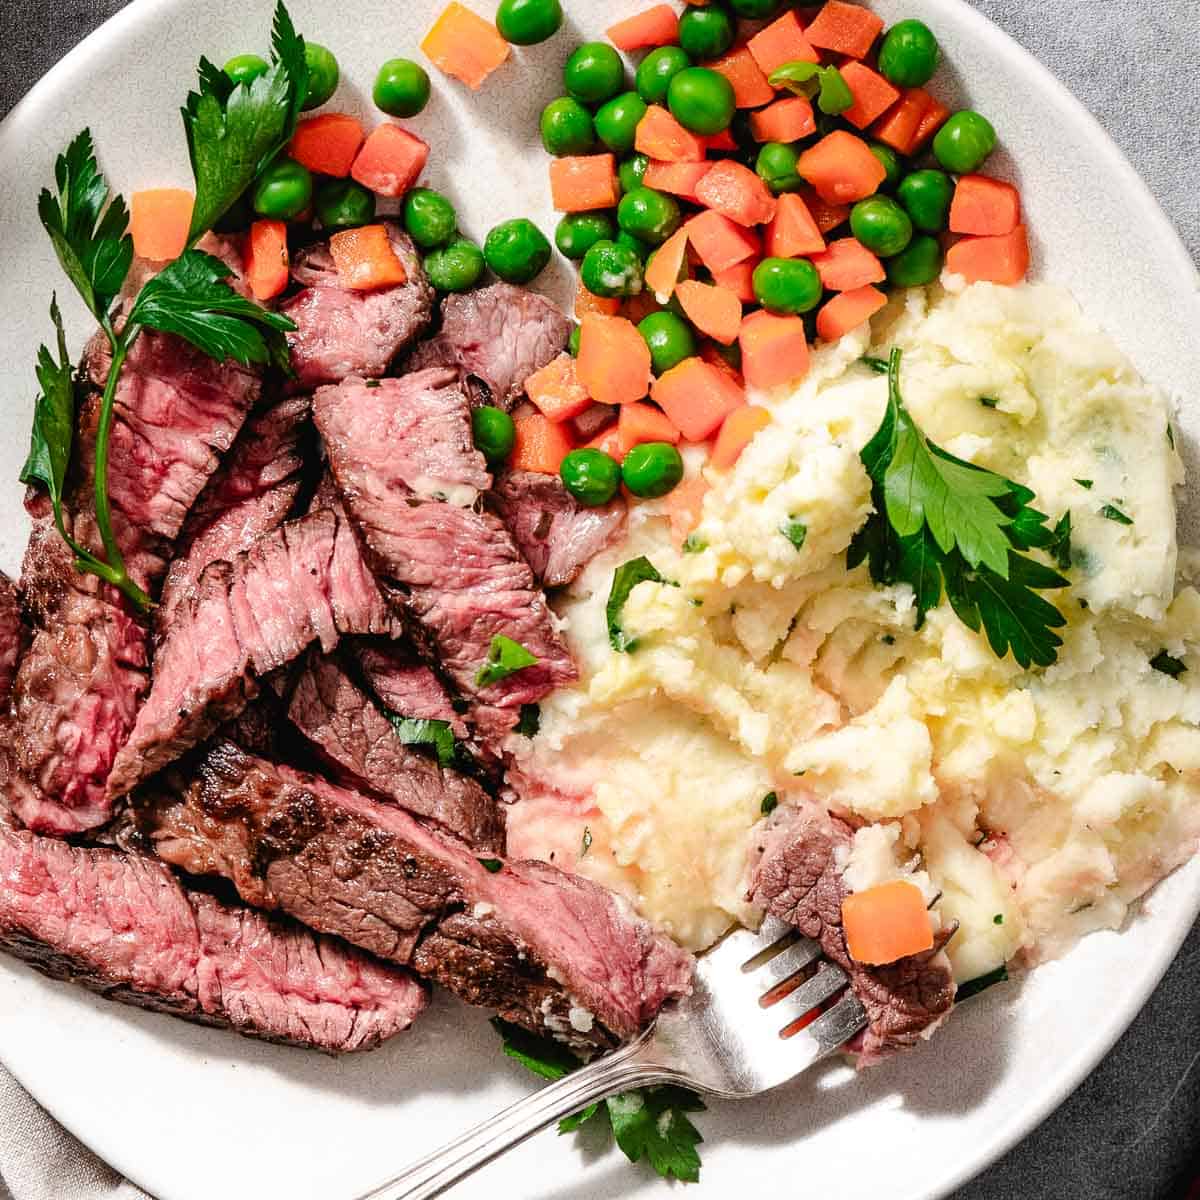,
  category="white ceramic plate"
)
[1,2,1198,1198]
